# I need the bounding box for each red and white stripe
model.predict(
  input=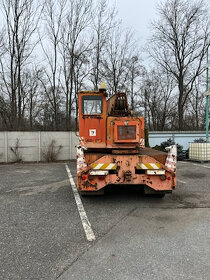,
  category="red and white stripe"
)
[165,145,177,172]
